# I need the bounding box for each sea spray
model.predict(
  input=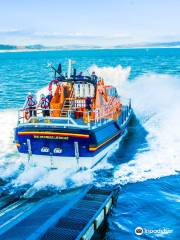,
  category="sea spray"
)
[0,109,22,180]
[36,64,131,99]
[0,109,18,159]
[89,64,131,90]
[113,73,180,184]
[86,67,180,184]
[0,65,179,192]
